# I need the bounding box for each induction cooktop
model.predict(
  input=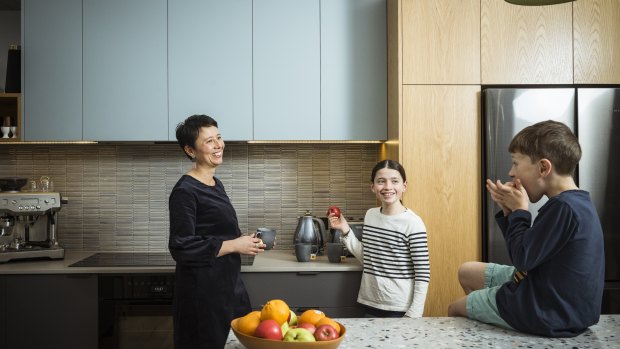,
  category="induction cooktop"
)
[68,252,255,267]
